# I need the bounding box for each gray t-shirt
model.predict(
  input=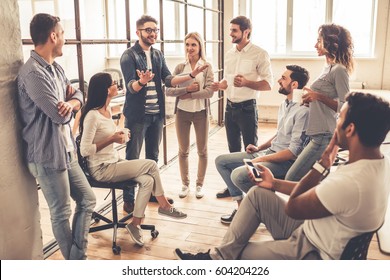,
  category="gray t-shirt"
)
[306,63,349,136]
